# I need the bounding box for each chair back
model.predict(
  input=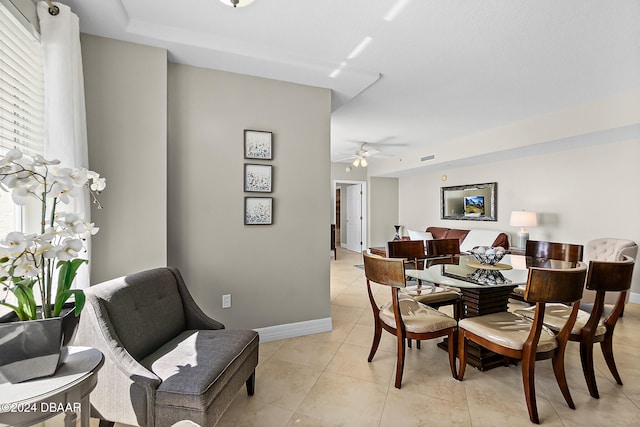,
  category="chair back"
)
[586,256,634,293]
[523,262,588,304]
[387,240,425,269]
[363,251,406,288]
[387,240,425,259]
[427,238,460,256]
[526,240,583,262]
[584,238,638,262]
